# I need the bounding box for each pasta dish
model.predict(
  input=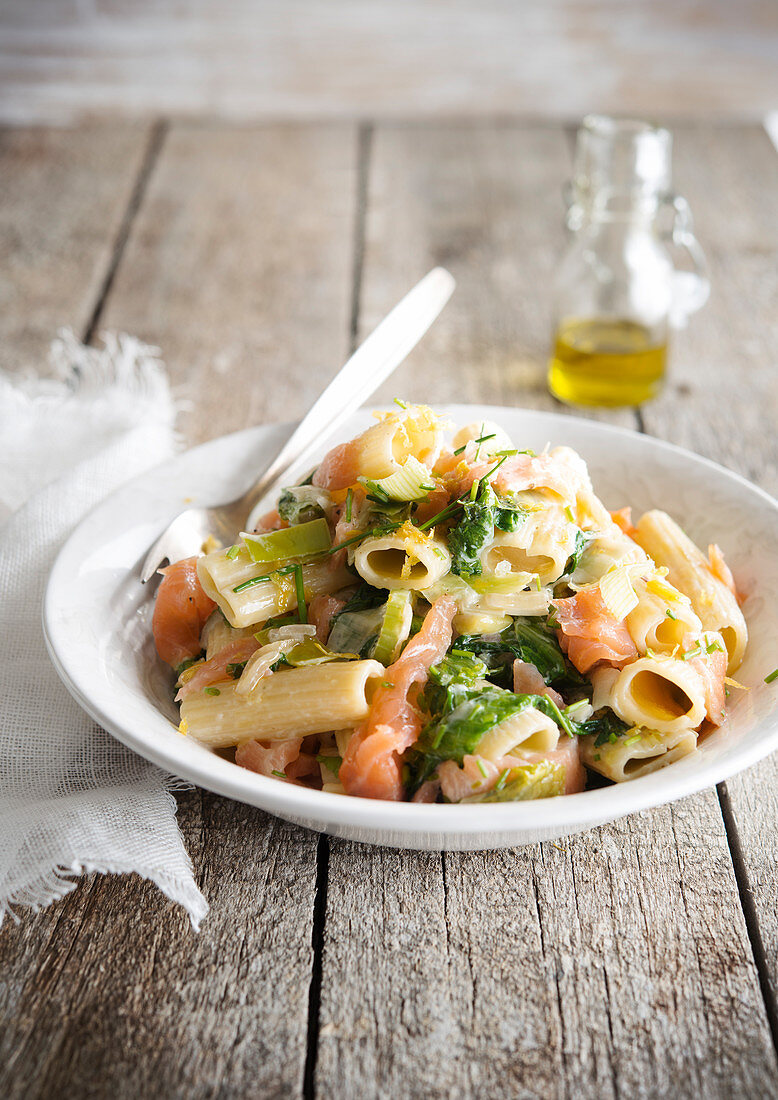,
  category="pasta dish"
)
[151,403,748,804]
